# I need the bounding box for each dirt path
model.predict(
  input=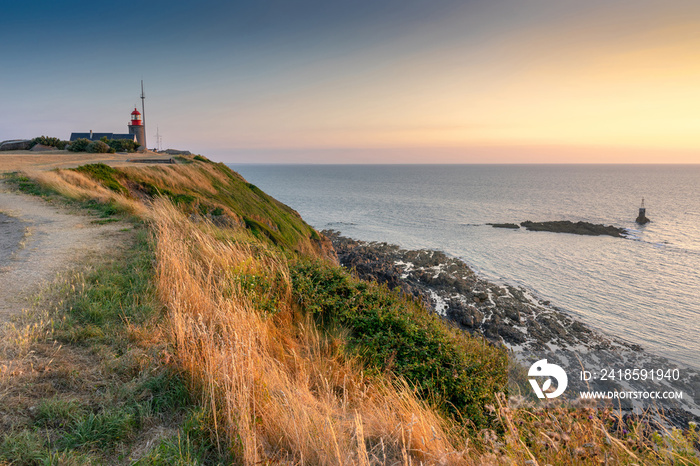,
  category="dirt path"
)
[0,180,127,323]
